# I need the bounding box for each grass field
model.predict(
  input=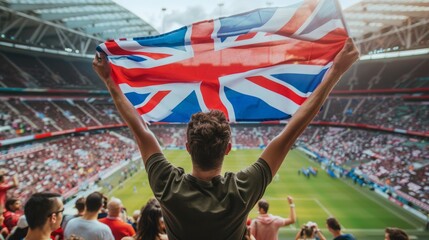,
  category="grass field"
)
[105,149,428,239]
